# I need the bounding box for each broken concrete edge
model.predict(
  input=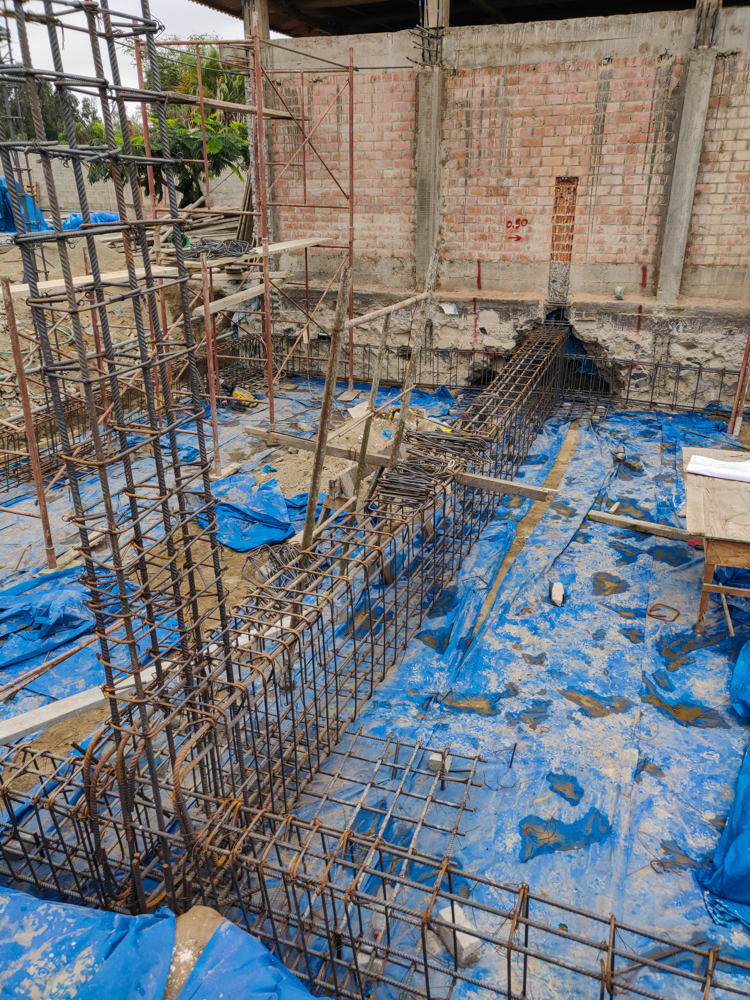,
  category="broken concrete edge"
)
[0,665,157,745]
